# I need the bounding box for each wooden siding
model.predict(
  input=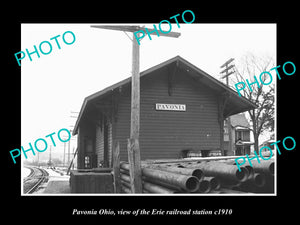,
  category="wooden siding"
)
[77,121,96,169]
[94,114,113,168]
[95,123,104,167]
[114,68,221,161]
[108,121,112,167]
[77,127,84,169]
